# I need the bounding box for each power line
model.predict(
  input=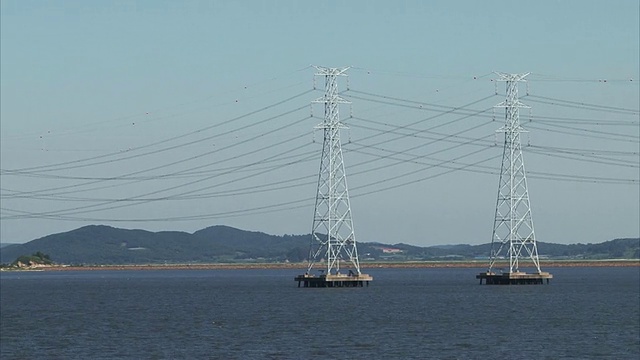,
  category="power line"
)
[2,109,311,198]
[349,89,638,126]
[3,90,314,173]
[527,122,639,143]
[526,98,638,116]
[526,94,639,113]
